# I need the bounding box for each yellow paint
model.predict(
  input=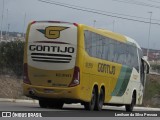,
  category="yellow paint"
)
[81,25,127,43]
[23,23,125,103]
[28,65,74,87]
